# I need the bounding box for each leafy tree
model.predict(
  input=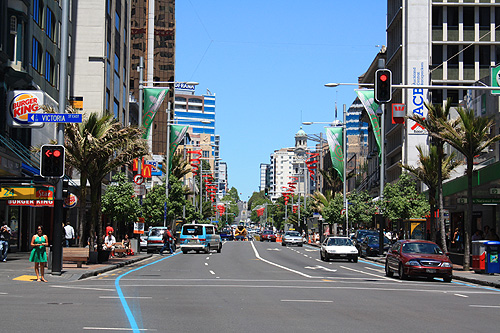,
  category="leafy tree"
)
[436,107,500,270]
[381,173,429,222]
[322,193,344,227]
[102,172,142,235]
[226,187,240,202]
[347,189,377,228]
